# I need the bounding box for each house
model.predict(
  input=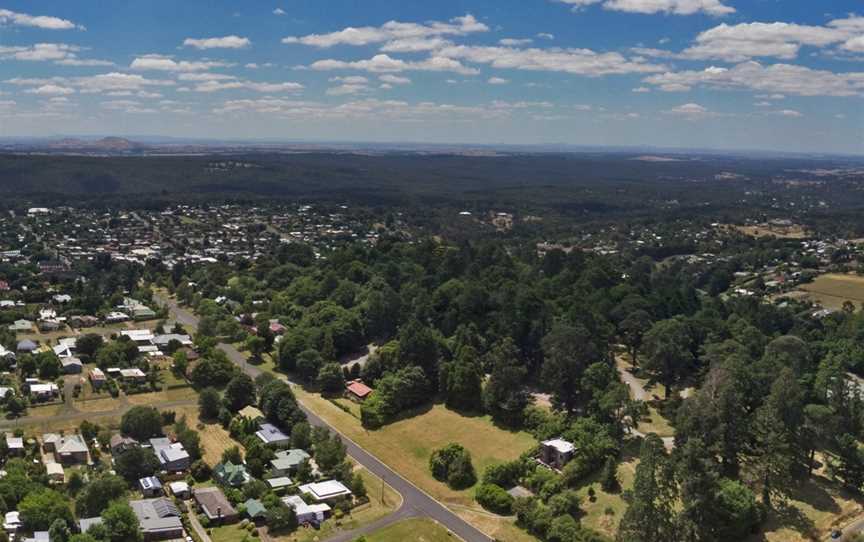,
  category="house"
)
[299,480,352,502]
[130,498,183,541]
[193,487,238,523]
[78,517,102,534]
[120,329,155,345]
[55,434,89,464]
[53,343,74,358]
[52,294,71,304]
[46,462,65,482]
[23,531,50,542]
[110,434,139,455]
[168,481,190,499]
[244,499,267,523]
[3,511,21,534]
[152,334,192,349]
[256,423,291,447]
[69,315,99,328]
[29,383,60,401]
[60,358,83,374]
[269,321,286,335]
[540,438,575,470]
[42,433,61,452]
[119,368,147,382]
[0,388,12,400]
[139,476,164,497]
[266,477,293,491]
[9,320,32,333]
[38,320,62,332]
[104,312,130,324]
[0,281,9,292]
[0,345,14,363]
[270,449,311,476]
[213,461,251,487]
[345,379,373,402]
[150,438,190,472]
[90,368,107,389]
[282,495,330,526]
[16,339,38,354]
[238,405,264,421]
[5,434,23,456]
[121,298,157,321]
